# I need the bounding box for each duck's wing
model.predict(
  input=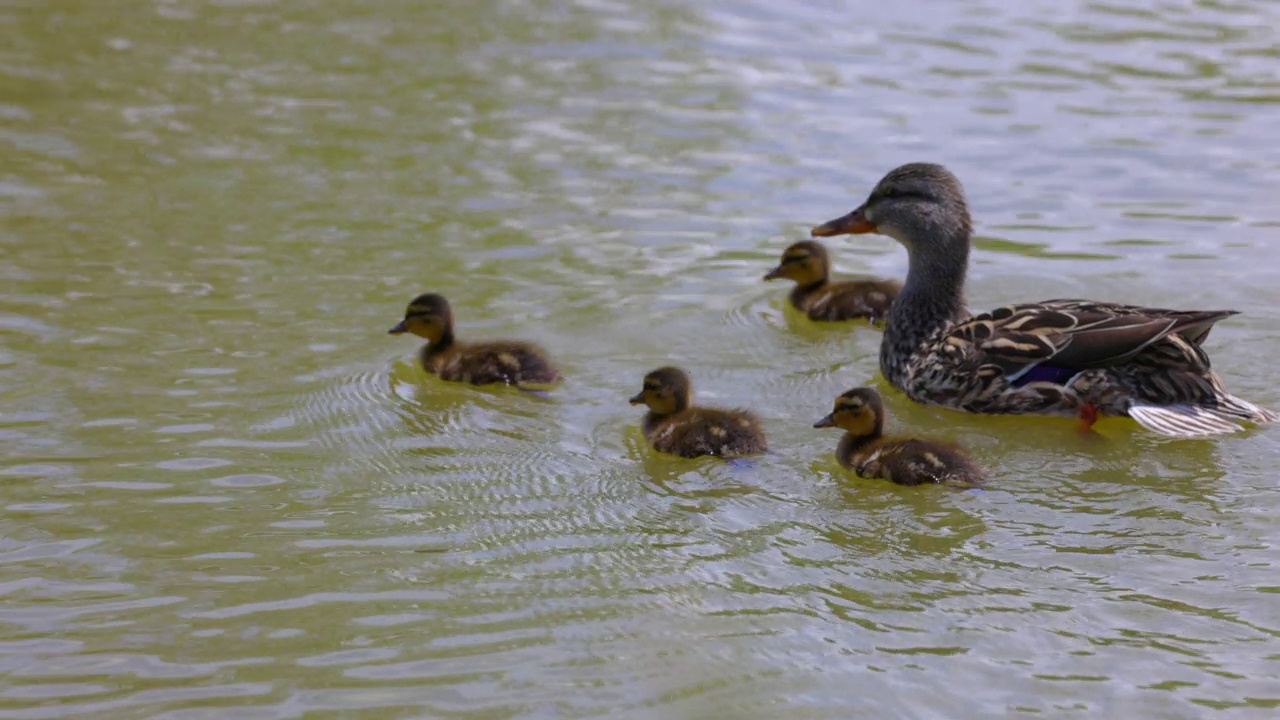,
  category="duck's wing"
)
[952,299,1238,379]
